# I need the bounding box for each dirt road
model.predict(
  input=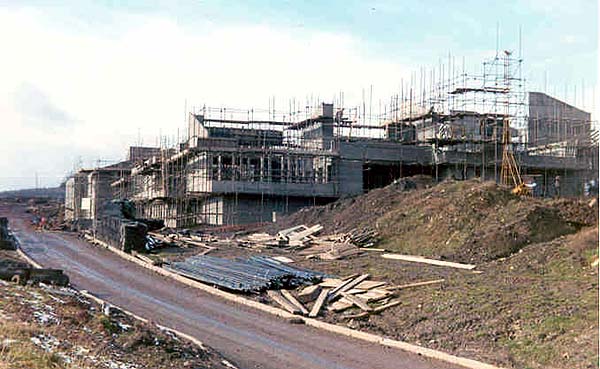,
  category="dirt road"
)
[4,205,459,369]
